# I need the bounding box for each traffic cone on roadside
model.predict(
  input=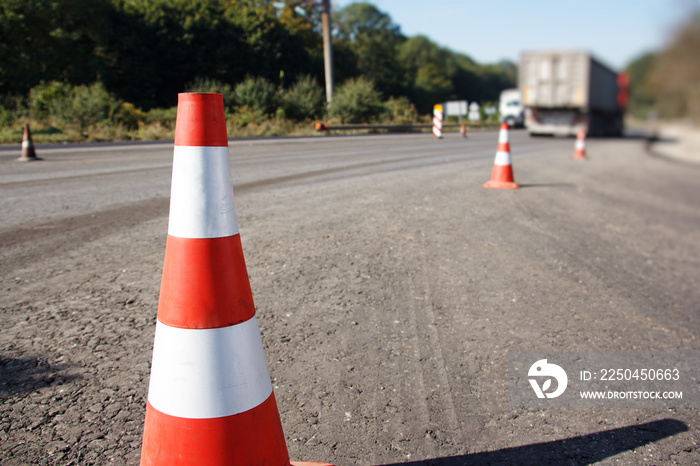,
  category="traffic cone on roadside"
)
[573,126,587,160]
[460,122,467,138]
[484,122,519,189]
[140,93,333,466]
[18,123,40,161]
